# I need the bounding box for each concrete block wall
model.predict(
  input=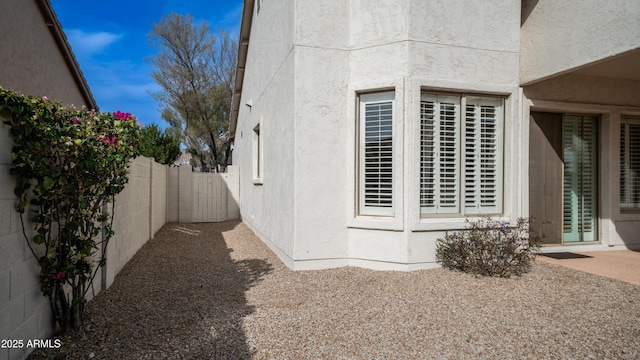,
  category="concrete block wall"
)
[1,122,54,360]
[222,166,240,220]
[106,157,155,288]
[167,167,180,222]
[178,166,194,222]
[167,165,240,223]
[151,161,167,236]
